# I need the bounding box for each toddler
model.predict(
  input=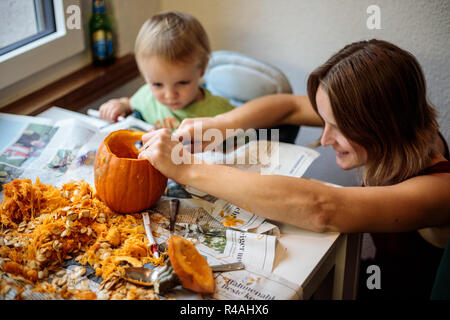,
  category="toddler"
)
[99,11,234,130]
